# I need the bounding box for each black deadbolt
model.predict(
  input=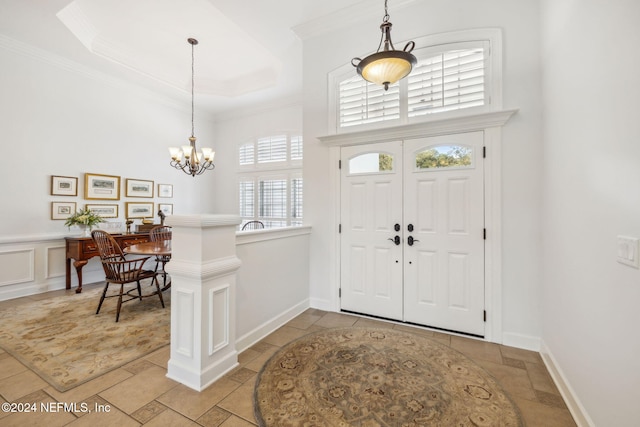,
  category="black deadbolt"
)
[394,223,401,232]
[408,224,414,232]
